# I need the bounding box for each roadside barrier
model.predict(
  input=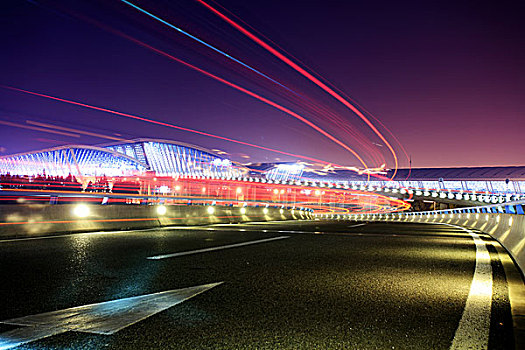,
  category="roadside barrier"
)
[0,204,312,238]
